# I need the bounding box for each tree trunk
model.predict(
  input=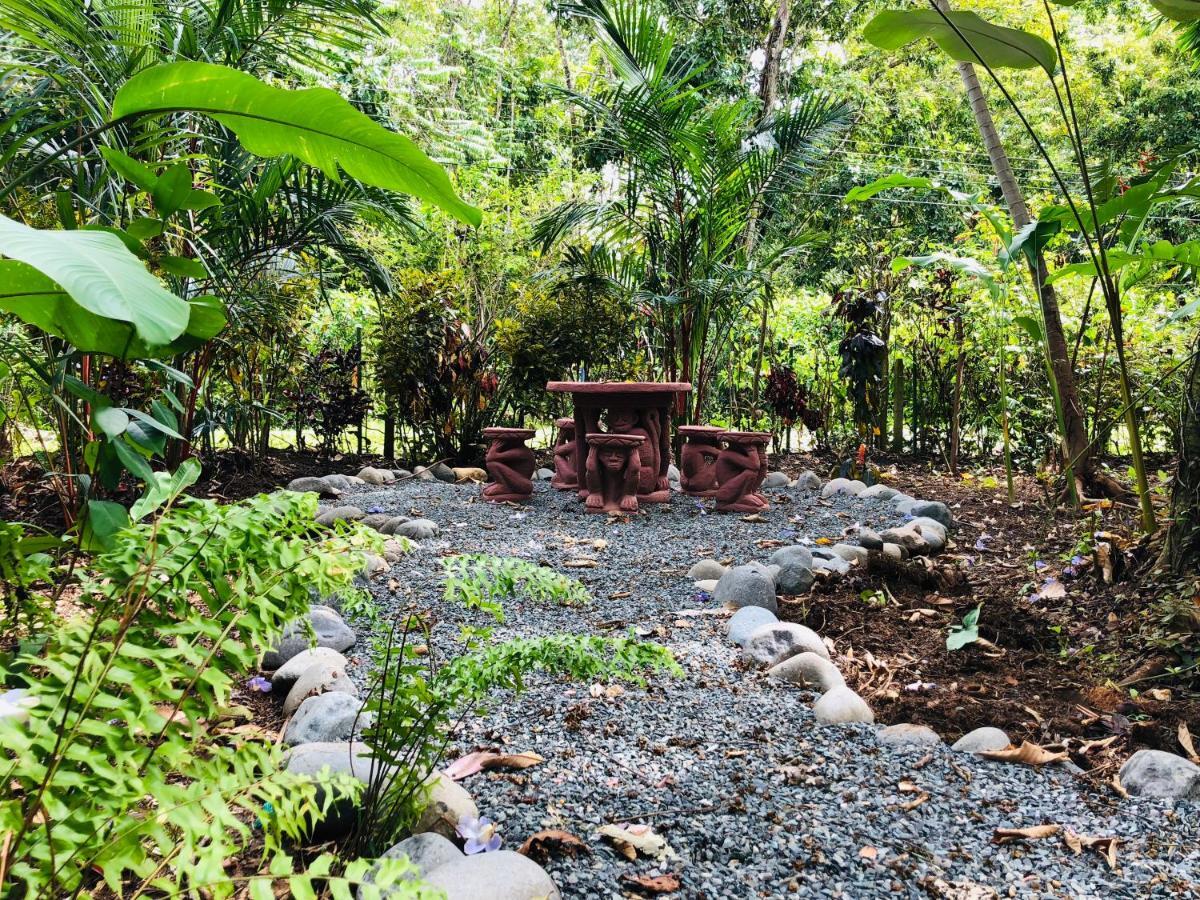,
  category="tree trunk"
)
[892,357,906,450]
[937,0,1097,498]
[1165,338,1200,572]
[758,0,790,117]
